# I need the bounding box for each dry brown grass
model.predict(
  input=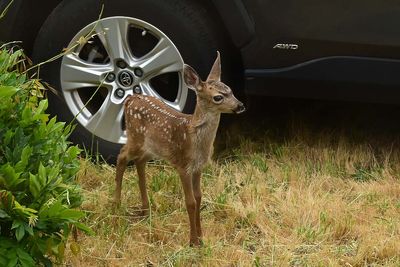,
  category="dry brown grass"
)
[65,107,400,266]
